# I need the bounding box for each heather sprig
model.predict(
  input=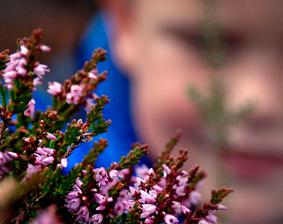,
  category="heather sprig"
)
[0,30,232,224]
